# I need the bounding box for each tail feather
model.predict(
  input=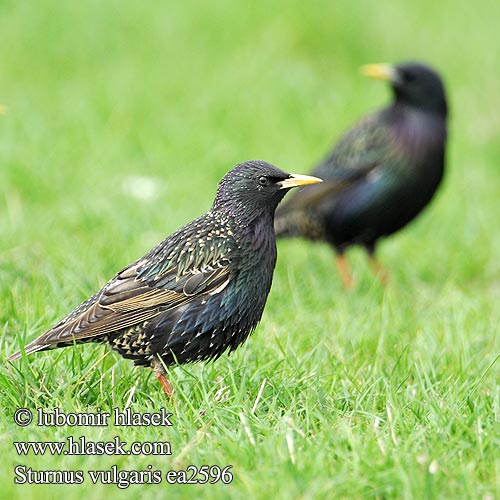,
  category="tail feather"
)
[8,323,108,362]
[8,329,79,361]
[274,207,325,241]
[274,209,303,238]
[8,336,58,361]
